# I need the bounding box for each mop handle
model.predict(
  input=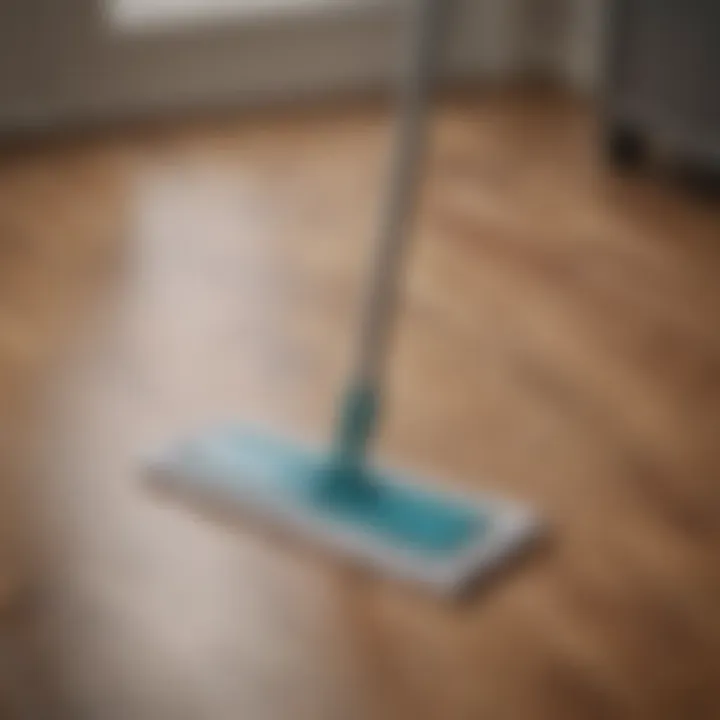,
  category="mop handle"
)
[356,0,443,387]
